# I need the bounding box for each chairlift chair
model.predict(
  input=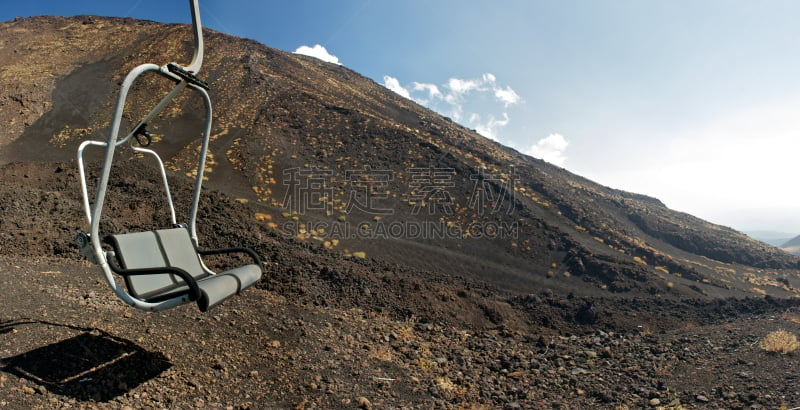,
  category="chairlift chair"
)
[75,0,263,312]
